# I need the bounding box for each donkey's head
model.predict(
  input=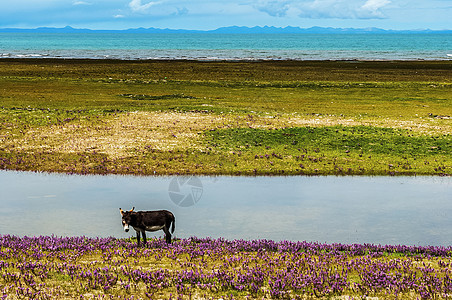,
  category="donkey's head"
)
[119,207,135,232]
